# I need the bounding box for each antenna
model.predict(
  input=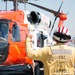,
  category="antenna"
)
[13,0,19,10]
[23,0,29,11]
[66,6,72,15]
[24,1,26,10]
[5,0,7,11]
